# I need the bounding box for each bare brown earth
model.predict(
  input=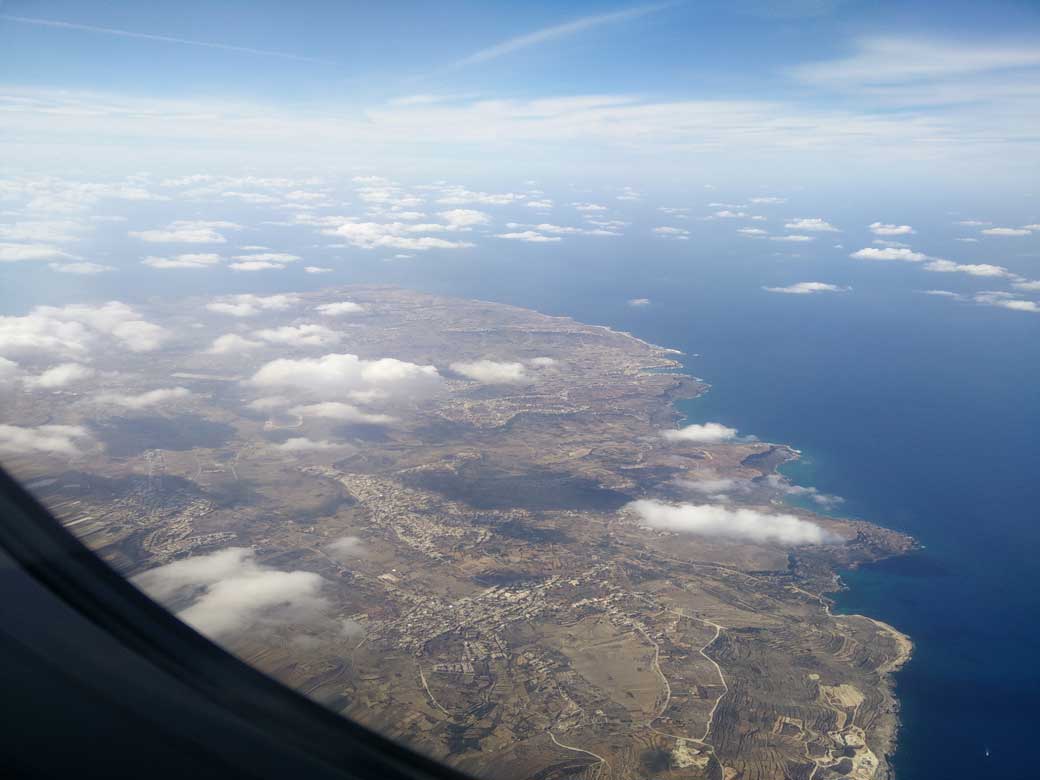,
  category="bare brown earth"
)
[4,286,914,780]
